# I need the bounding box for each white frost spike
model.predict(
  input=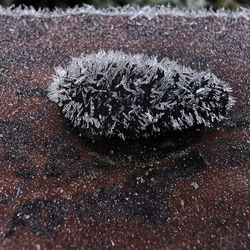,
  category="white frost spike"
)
[48,50,236,140]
